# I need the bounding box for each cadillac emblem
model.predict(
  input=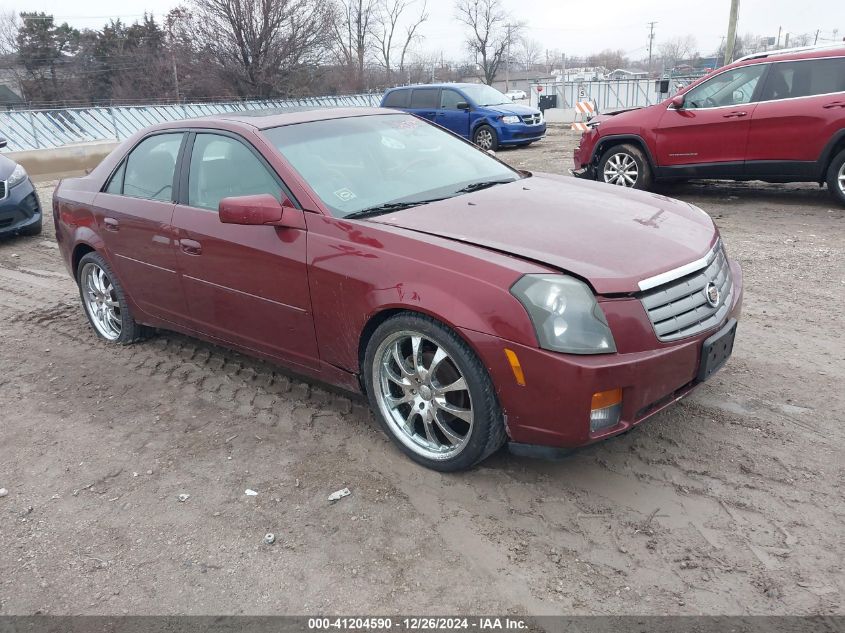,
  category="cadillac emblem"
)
[704,282,720,308]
